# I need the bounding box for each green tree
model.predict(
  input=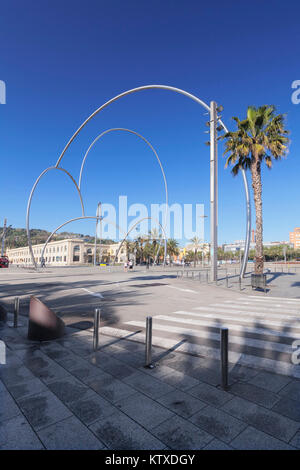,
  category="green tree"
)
[223,106,289,274]
[167,239,179,261]
[190,236,202,267]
